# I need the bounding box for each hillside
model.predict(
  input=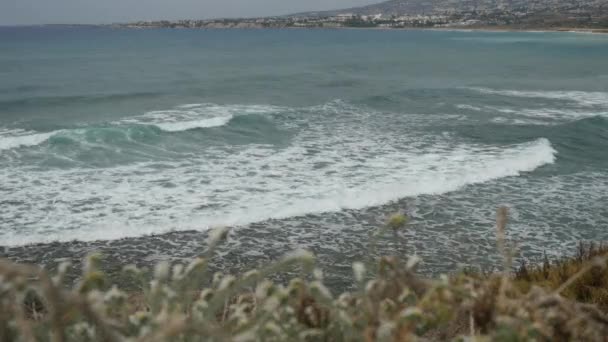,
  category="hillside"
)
[120,0,607,32]
[296,0,607,17]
